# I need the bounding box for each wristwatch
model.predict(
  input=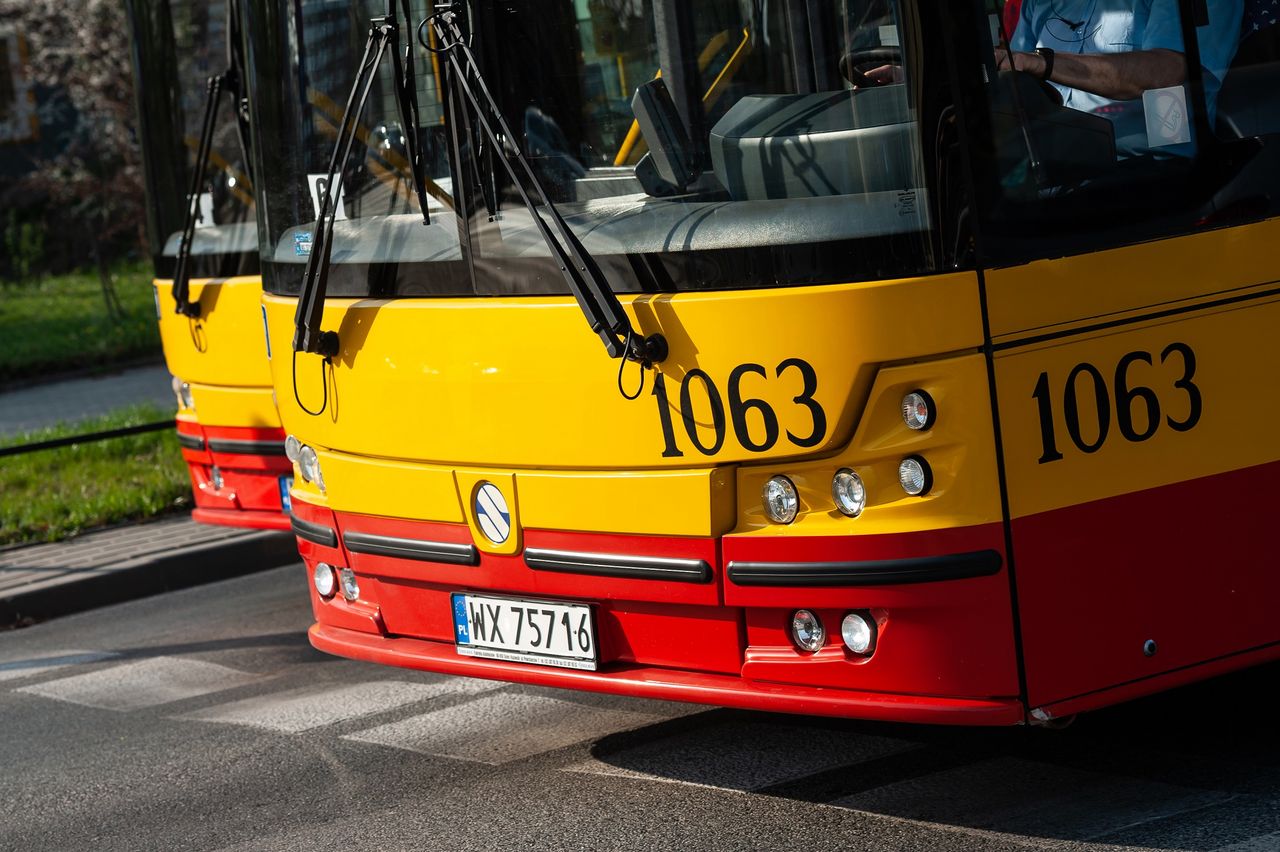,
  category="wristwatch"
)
[1035,47,1056,82]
